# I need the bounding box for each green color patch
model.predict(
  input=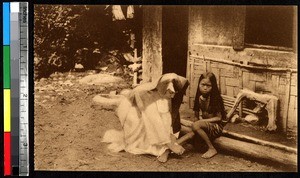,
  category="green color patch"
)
[3,46,11,88]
